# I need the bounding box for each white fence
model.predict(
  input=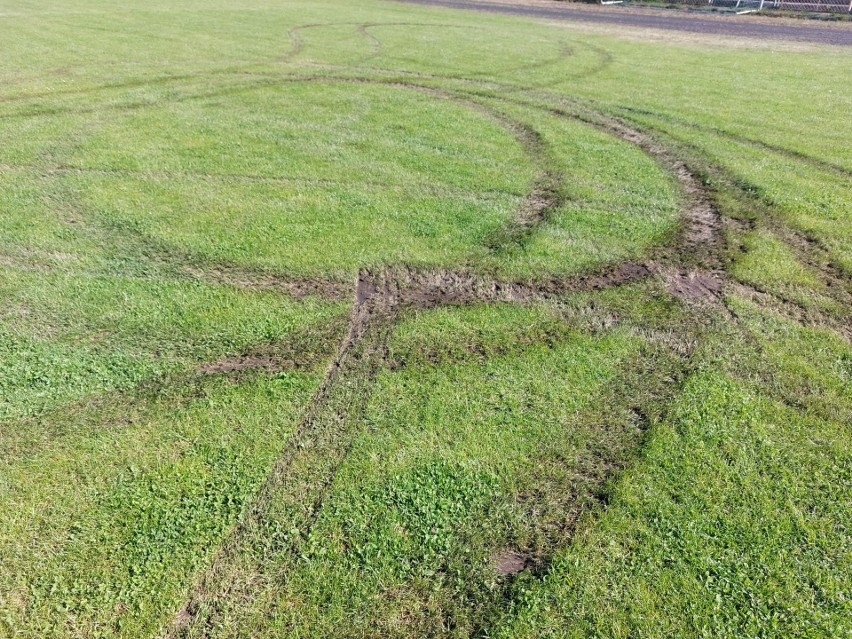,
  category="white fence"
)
[622,0,852,12]
[756,0,852,10]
